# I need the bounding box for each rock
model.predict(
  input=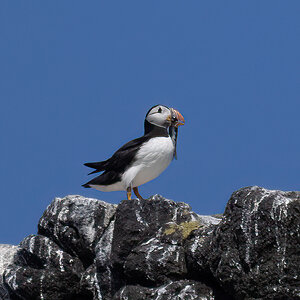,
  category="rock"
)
[3,235,85,300]
[196,215,222,226]
[0,244,19,300]
[124,237,187,285]
[96,195,205,298]
[0,245,19,277]
[1,188,299,300]
[113,284,152,300]
[113,280,214,300]
[38,195,116,267]
[95,219,116,299]
[79,264,101,300]
[187,186,300,299]
[110,195,200,269]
